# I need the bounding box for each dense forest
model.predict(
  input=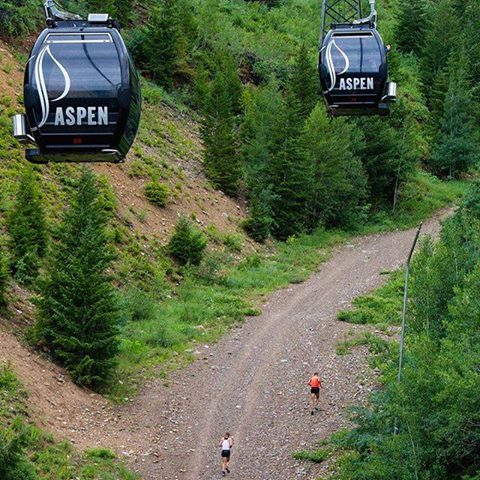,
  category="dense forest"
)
[0,0,479,478]
[2,0,479,243]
